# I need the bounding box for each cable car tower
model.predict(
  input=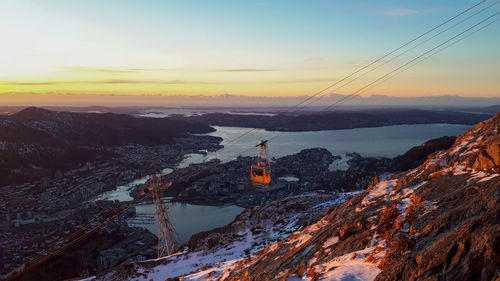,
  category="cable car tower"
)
[250,140,271,187]
[142,175,177,258]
